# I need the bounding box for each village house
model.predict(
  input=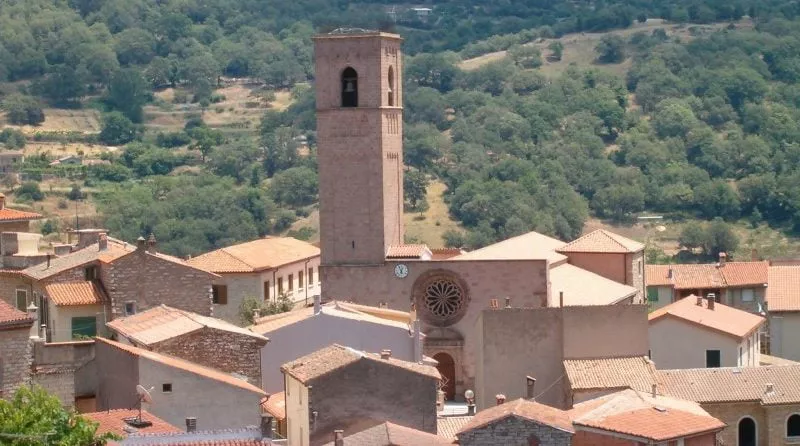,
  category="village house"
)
[563,355,658,406]
[187,236,320,324]
[113,426,276,445]
[250,297,422,393]
[645,255,769,312]
[765,265,800,361]
[281,343,440,446]
[0,193,42,233]
[648,295,765,369]
[28,338,97,409]
[260,392,287,439]
[107,305,269,385]
[95,337,267,431]
[456,397,575,446]
[320,422,452,446]
[0,298,34,398]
